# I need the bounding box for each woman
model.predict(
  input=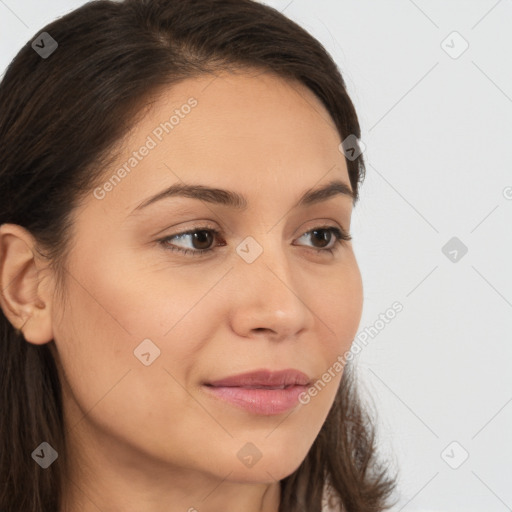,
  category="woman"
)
[0,0,398,510]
